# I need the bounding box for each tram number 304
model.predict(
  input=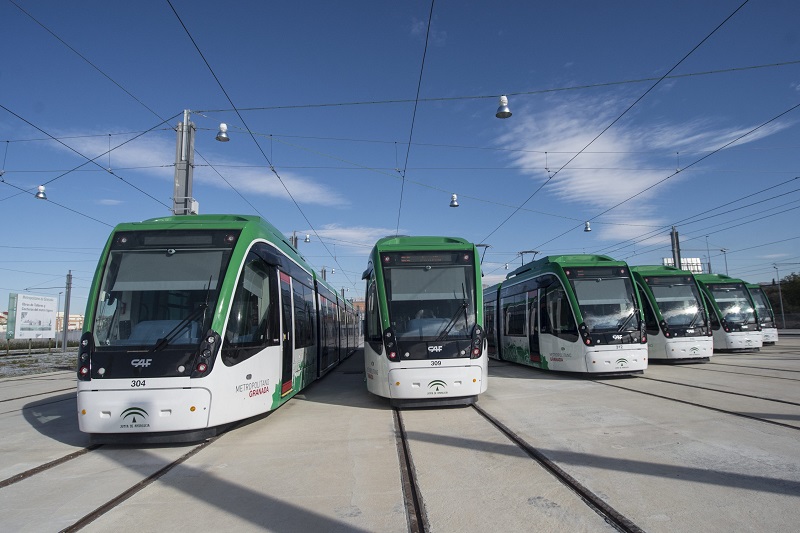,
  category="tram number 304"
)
[430,360,442,366]
[131,380,146,387]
